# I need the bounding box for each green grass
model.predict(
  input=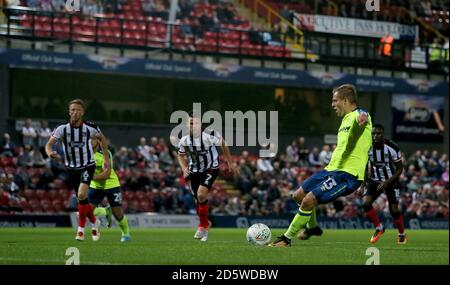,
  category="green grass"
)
[0,228,447,265]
